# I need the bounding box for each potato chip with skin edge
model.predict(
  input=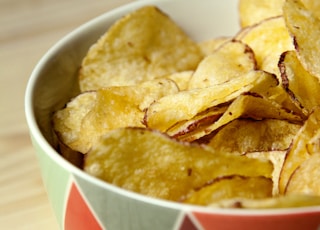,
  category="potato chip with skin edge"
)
[279,106,320,194]
[145,70,278,132]
[176,93,303,142]
[79,6,203,91]
[207,119,301,155]
[283,0,320,79]
[238,0,285,27]
[236,16,294,79]
[84,128,273,201]
[188,40,257,89]
[182,175,273,206]
[279,50,320,115]
[285,153,320,196]
[246,151,287,196]
[198,37,231,56]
